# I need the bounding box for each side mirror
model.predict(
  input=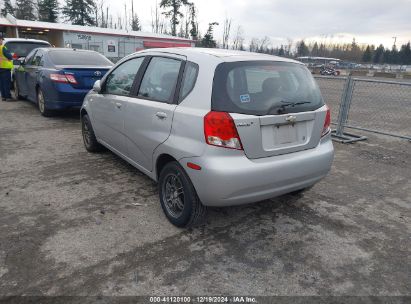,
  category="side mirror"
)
[93,80,101,93]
